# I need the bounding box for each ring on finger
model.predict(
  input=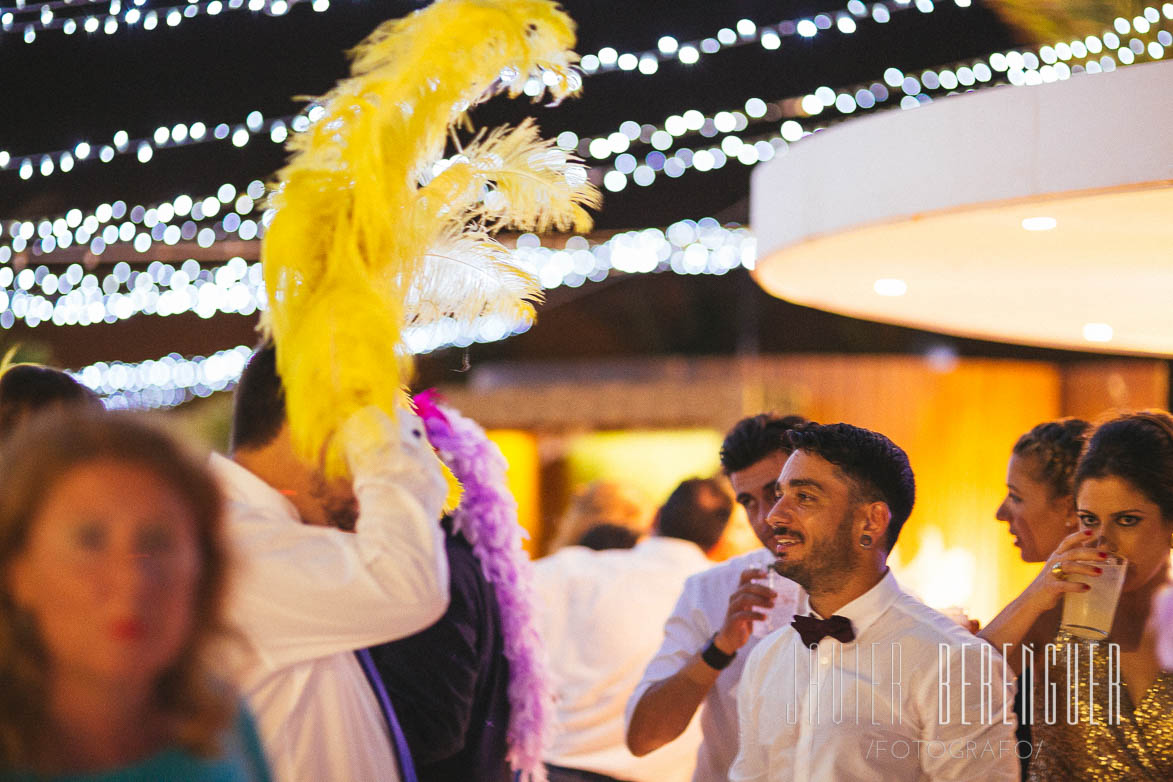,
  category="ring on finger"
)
[1051,562,1068,581]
